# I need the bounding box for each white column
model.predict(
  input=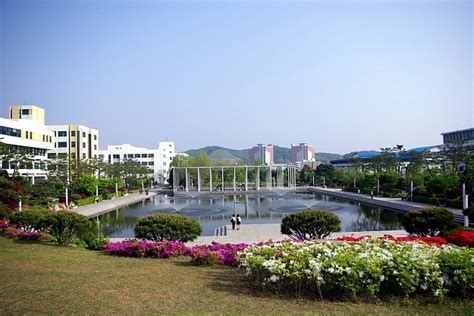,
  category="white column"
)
[233,167,236,191]
[221,167,224,191]
[245,166,248,191]
[209,167,212,192]
[185,168,189,192]
[197,168,201,192]
[268,166,271,190]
